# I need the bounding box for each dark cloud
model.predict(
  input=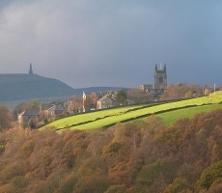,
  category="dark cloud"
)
[0,0,14,7]
[0,0,221,88]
